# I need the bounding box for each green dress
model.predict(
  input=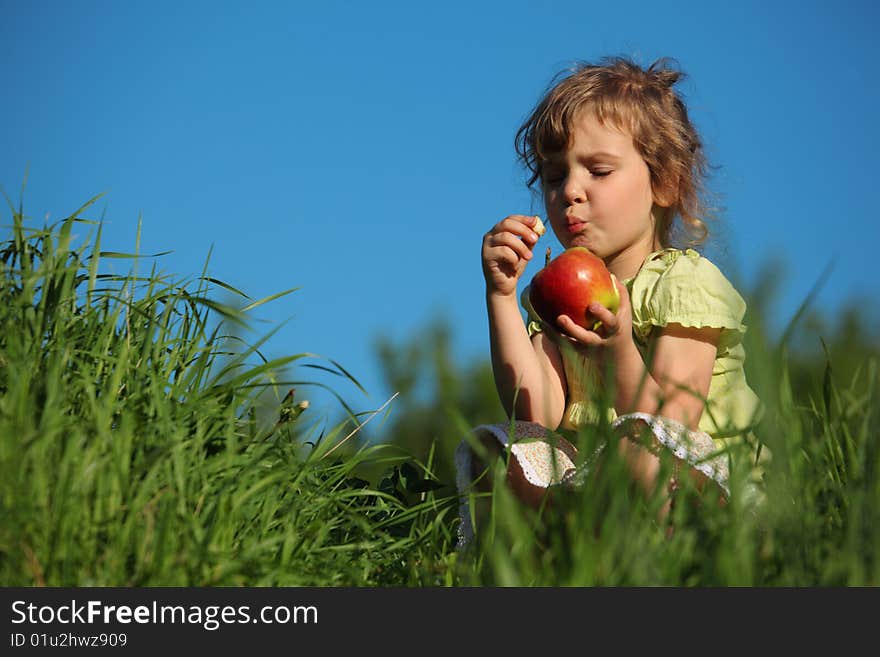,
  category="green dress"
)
[523,247,764,460]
